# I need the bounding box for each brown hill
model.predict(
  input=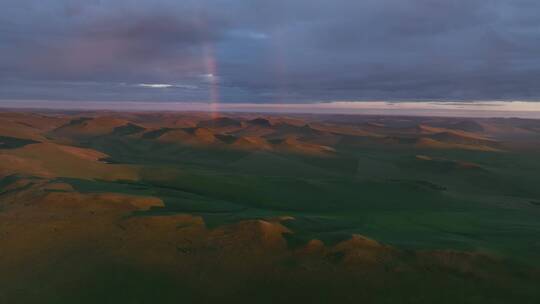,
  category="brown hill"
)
[274,136,336,156]
[428,131,496,146]
[247,118,273,127]
[0,142,138,180]
[198,117,243,129]
[53,116,131,137]
[416,138,501,152]
[229,136,272,151]
[140,127,219,146]
[0,113,66,141]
